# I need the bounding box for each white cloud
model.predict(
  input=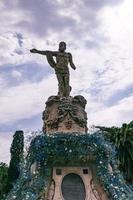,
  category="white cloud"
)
[0,75,57,124]
[1,0,133,163]
[88,95,133,126]
[12,70,22,79]
[0,0,132,127]
[0,133,12,164]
